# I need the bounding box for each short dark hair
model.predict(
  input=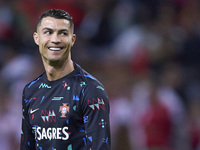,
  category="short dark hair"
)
[36,9,74,32]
